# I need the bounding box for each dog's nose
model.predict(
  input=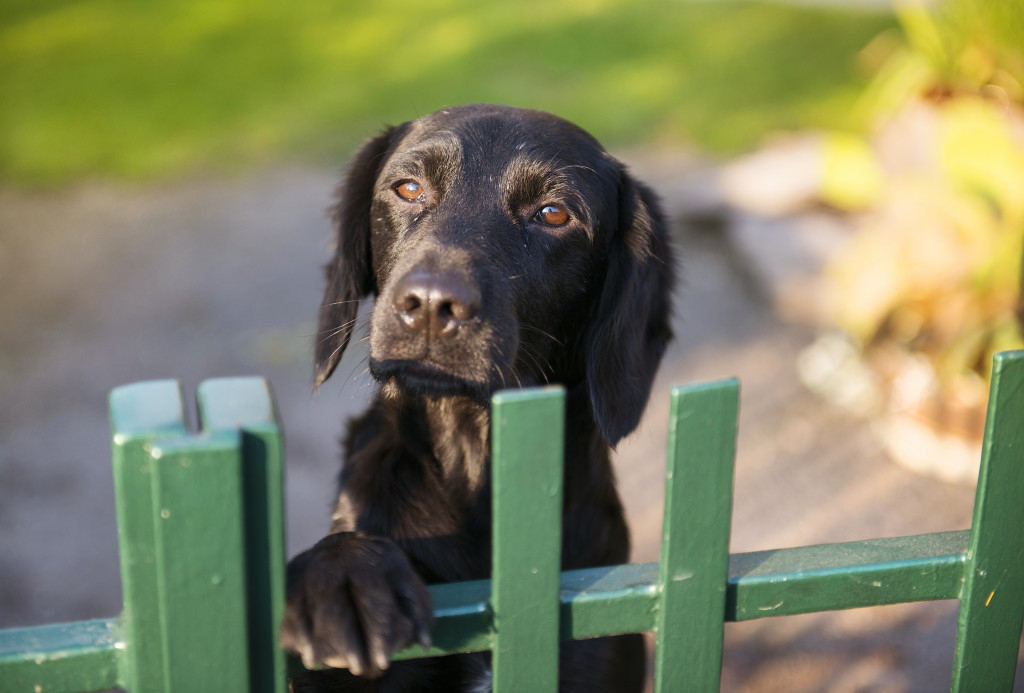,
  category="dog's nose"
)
[392,270,481,337]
